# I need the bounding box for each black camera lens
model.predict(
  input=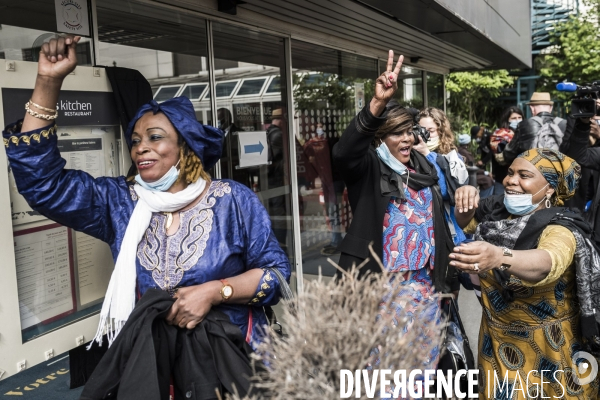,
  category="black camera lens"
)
[572,99,597,118]
[412,124,430,143]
